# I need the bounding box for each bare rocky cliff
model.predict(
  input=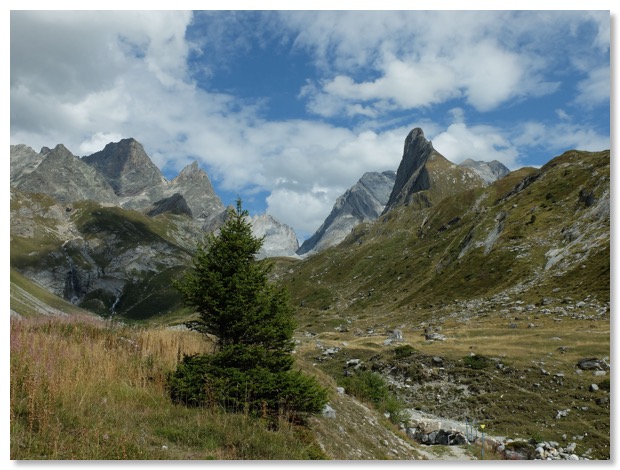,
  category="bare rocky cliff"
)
[298,171,396,255]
